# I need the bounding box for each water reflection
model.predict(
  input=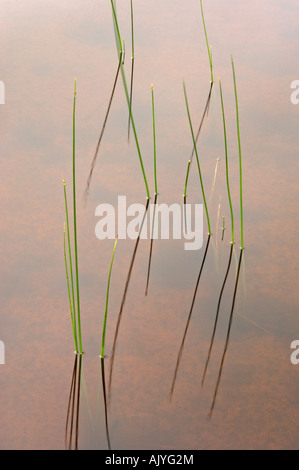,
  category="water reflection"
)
[65,354,82,450]
[85,51,123,201]
[145,194,158,296]
[201,243,234,387]
[208,248,243,419]
[169,234,211,400]
[100,357,111,450]
[108,200,149,404]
